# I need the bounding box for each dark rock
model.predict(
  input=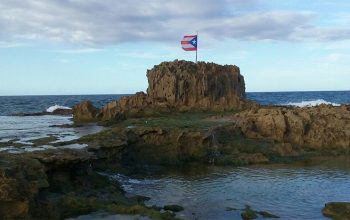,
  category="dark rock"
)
[240,205,279,219]
[51,108,73,115]
[12,108,72,116]
[0,147,179,220]
[164,204,184,212]
[241,205,257,220]
[322,202,350,219]
[257,211,280,218]
[226,207,238,211]
[50,123,82,128]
